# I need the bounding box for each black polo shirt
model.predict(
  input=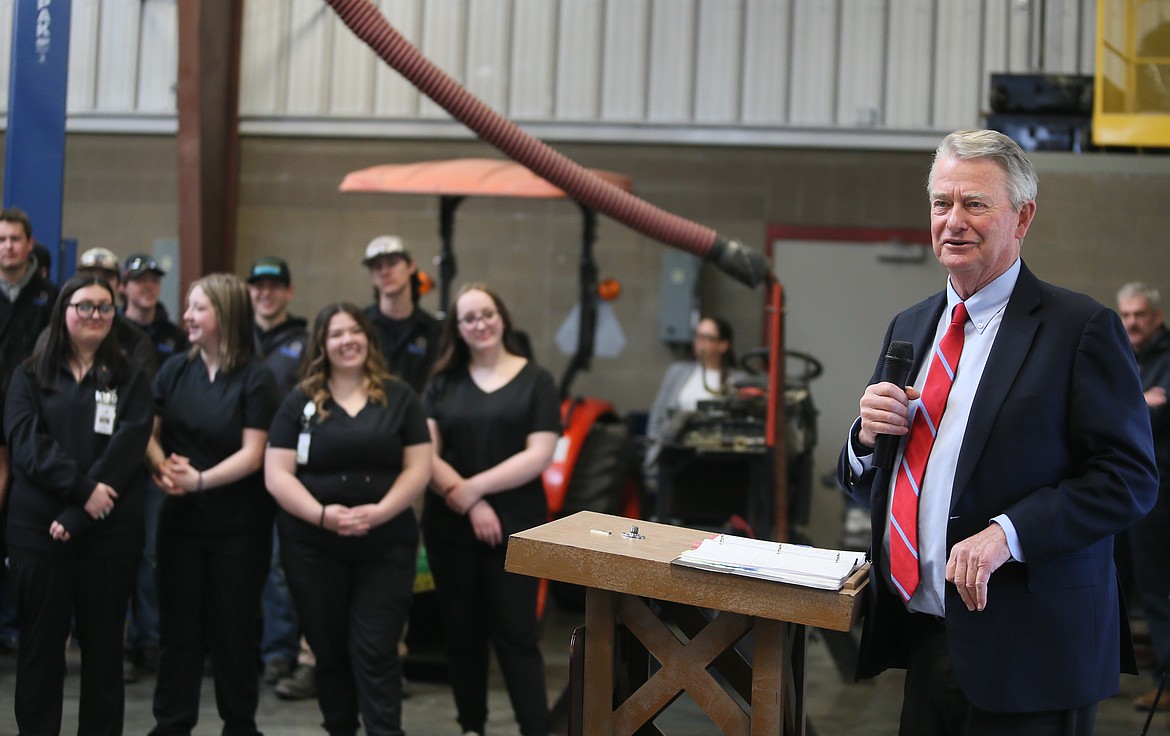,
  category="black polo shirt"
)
[154,353,278,535]
[5,364,153,554]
